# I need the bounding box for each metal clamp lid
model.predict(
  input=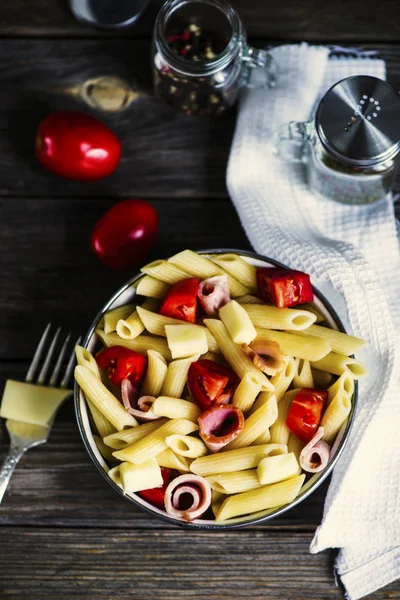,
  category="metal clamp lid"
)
[316,75,400,167]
